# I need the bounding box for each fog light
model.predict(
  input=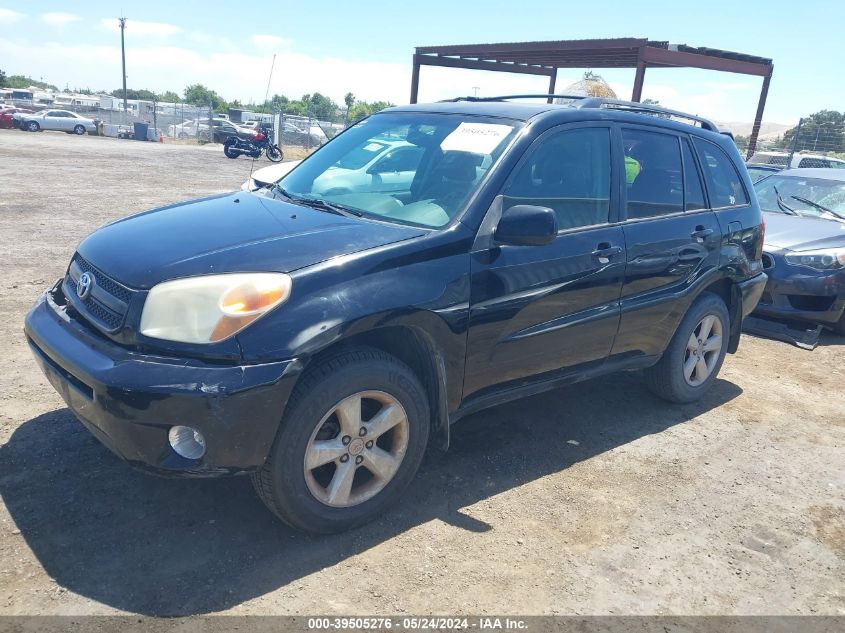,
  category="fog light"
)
[168,426,206,459]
